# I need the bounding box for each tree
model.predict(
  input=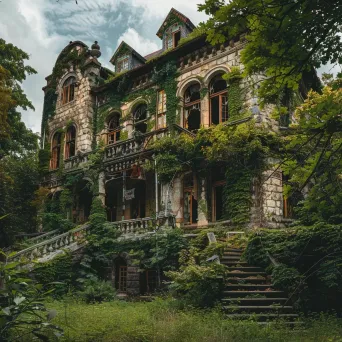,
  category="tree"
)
[198,0,341,102]
[0,38,38,158]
